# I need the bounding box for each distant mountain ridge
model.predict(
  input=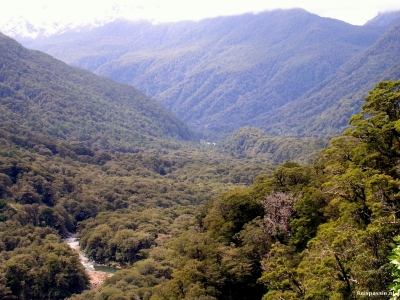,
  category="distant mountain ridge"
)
[0,33,196,152]
[257,23,400,137]
[17,9,400,138]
